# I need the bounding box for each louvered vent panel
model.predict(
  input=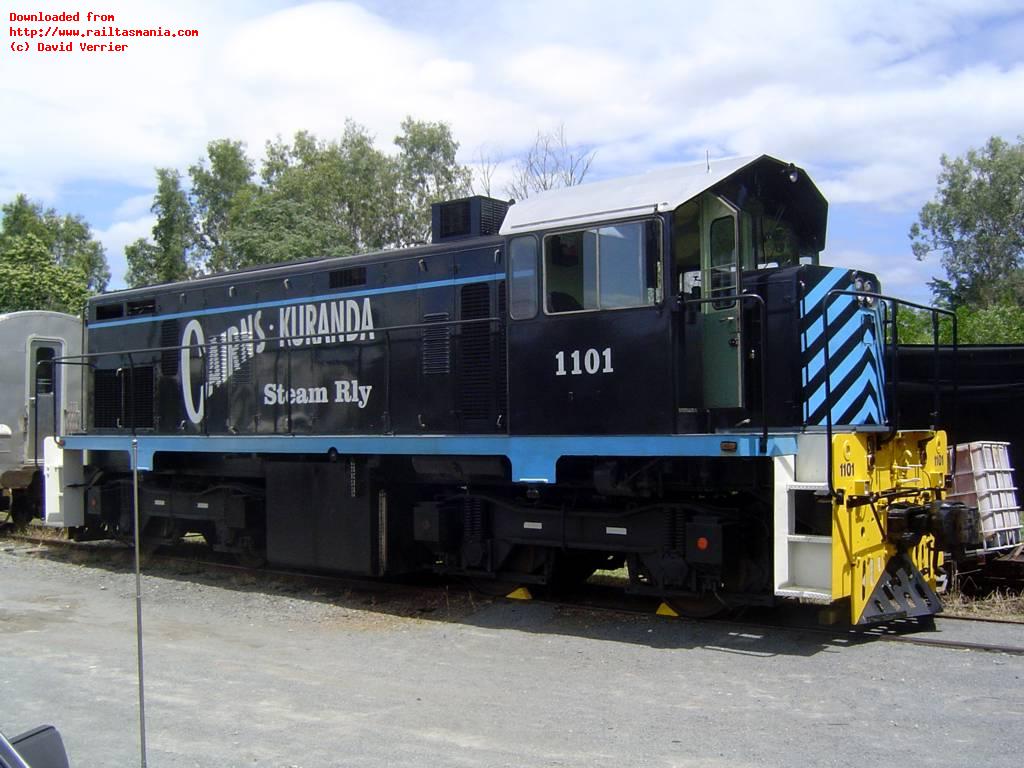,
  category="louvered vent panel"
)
[422,313,451,375]
[329,266,367,288]
[92,369,121,429]
[160,320,179,376]
[479,199,509,236]
[496,281,508,421]
[459,283,493,425]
